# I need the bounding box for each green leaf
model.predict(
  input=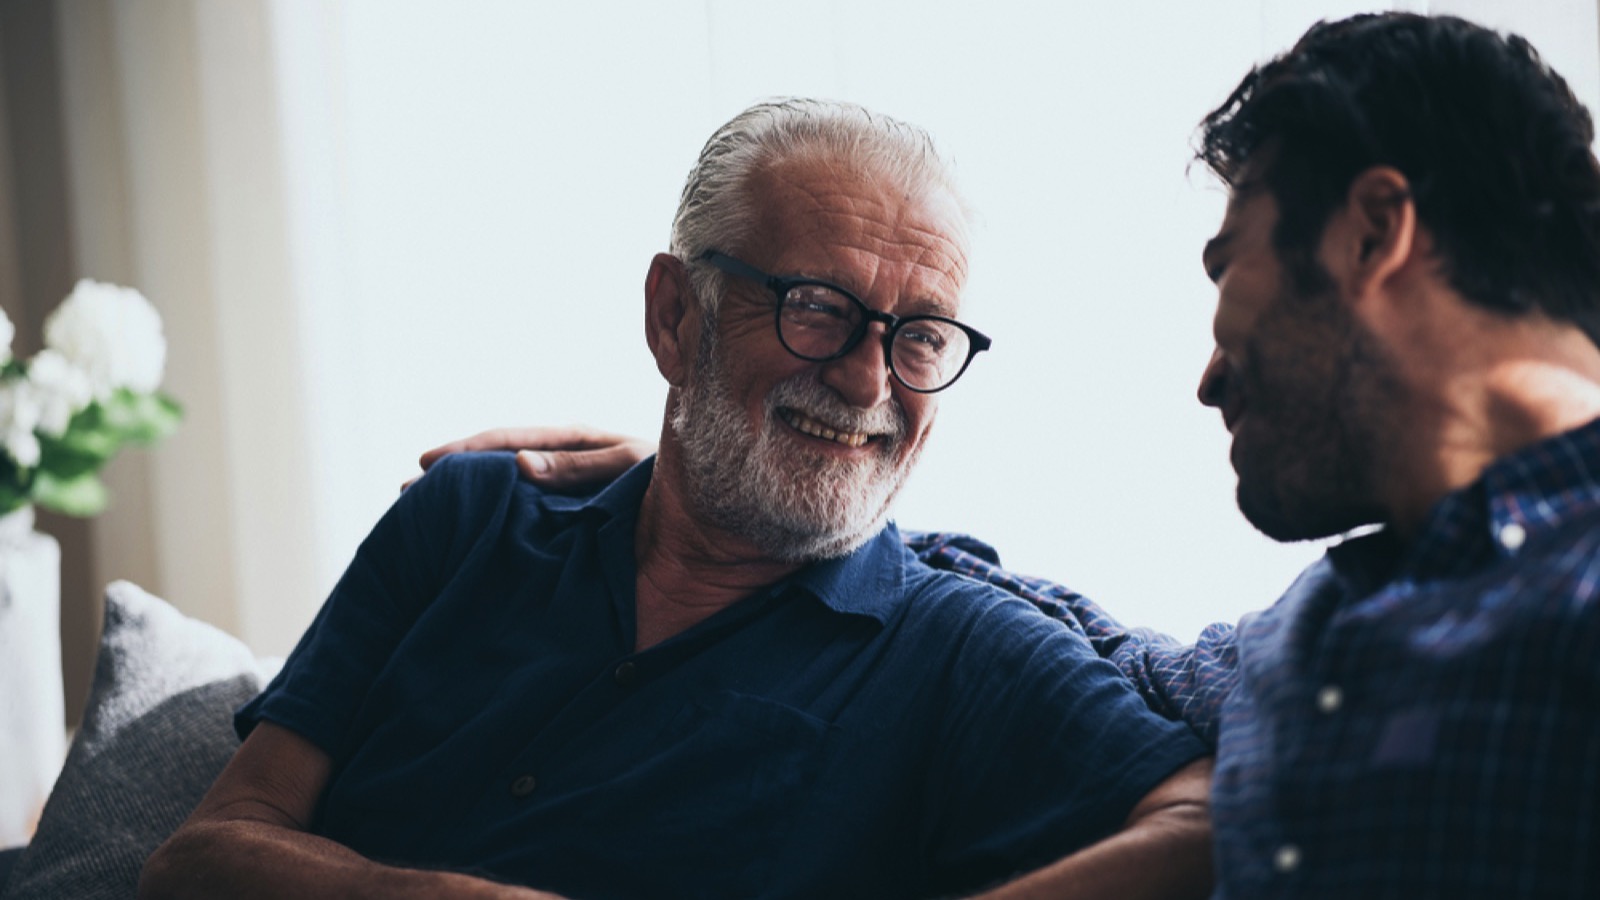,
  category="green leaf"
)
[0,480,30,516]
[101,390,183,443]
[28,390,181,489]
[32,470,108,517]
[38,424,120,479]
